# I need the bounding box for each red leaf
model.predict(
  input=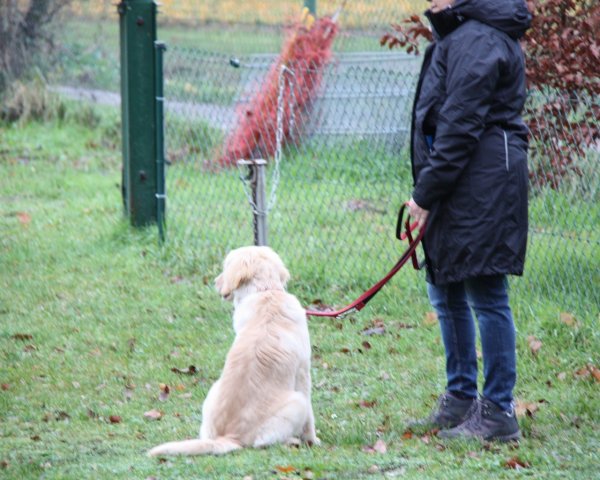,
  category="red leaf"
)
[16,212,31,225]
[504,457,531,469]
[109,415,122,424]
[275,465,296,473]
[359,399,377,408]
